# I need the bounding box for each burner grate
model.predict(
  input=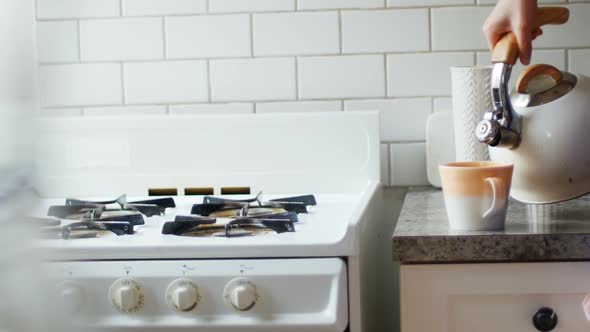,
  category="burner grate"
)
[43,195,175,239]
[192,192,316,216]
[49,195,175,219]
[163,192,311,238]
[161,212,297,238]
